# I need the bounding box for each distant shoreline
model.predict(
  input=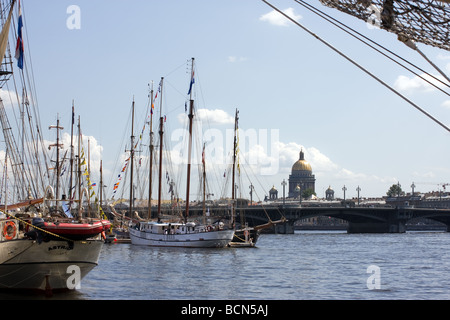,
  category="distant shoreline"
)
[294,225,448,231]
